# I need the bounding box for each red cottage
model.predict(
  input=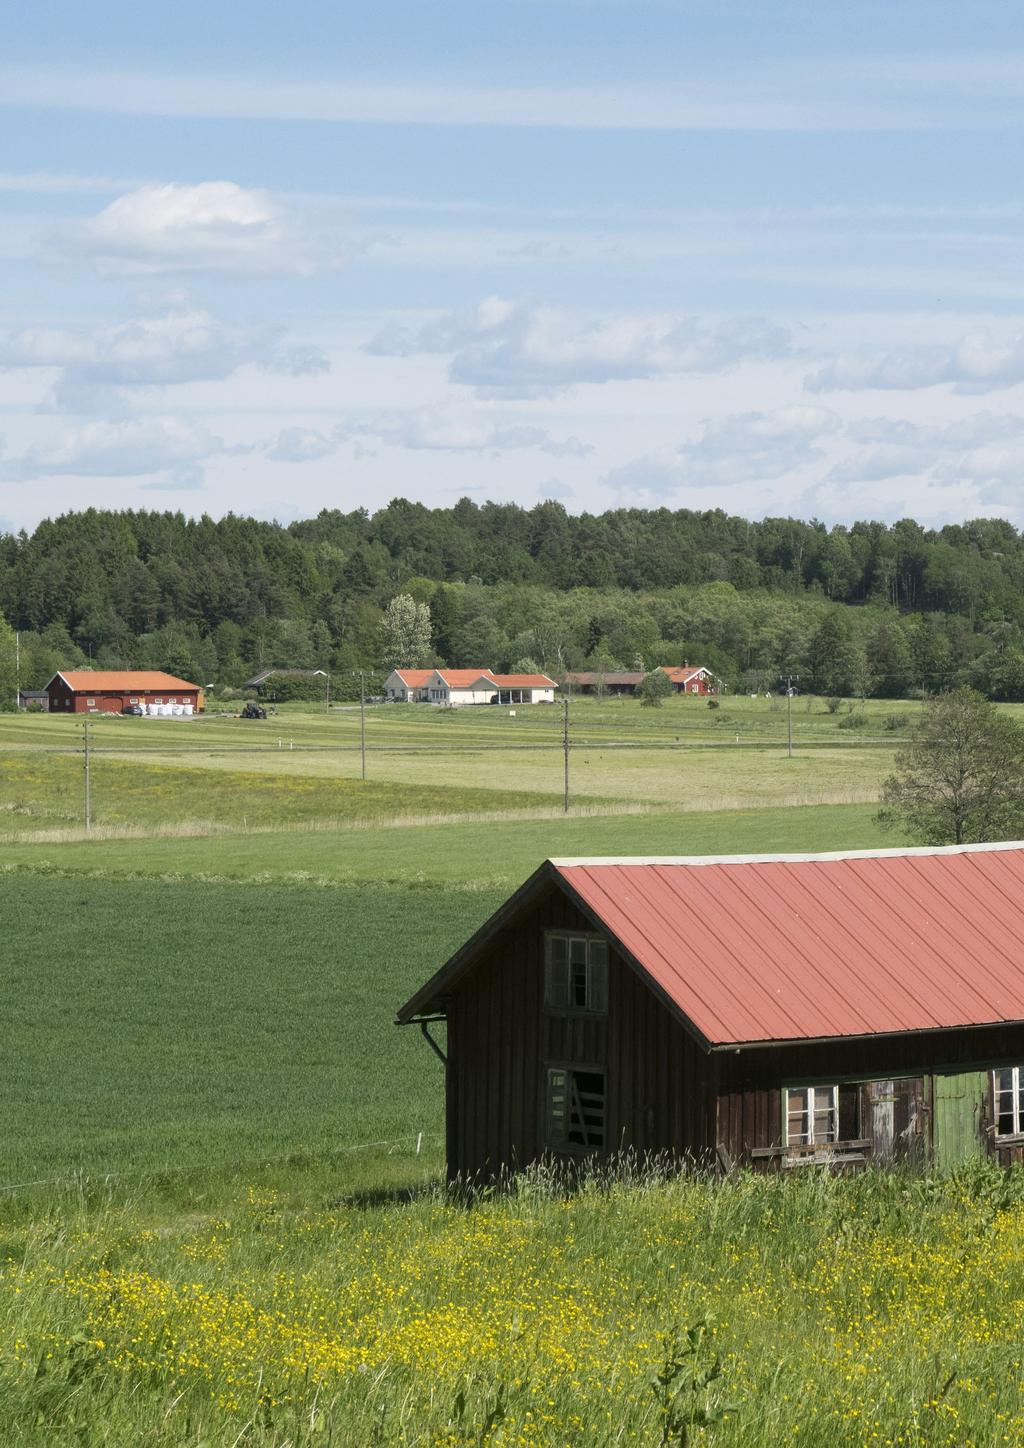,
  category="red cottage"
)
[398,844,1024,1180]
